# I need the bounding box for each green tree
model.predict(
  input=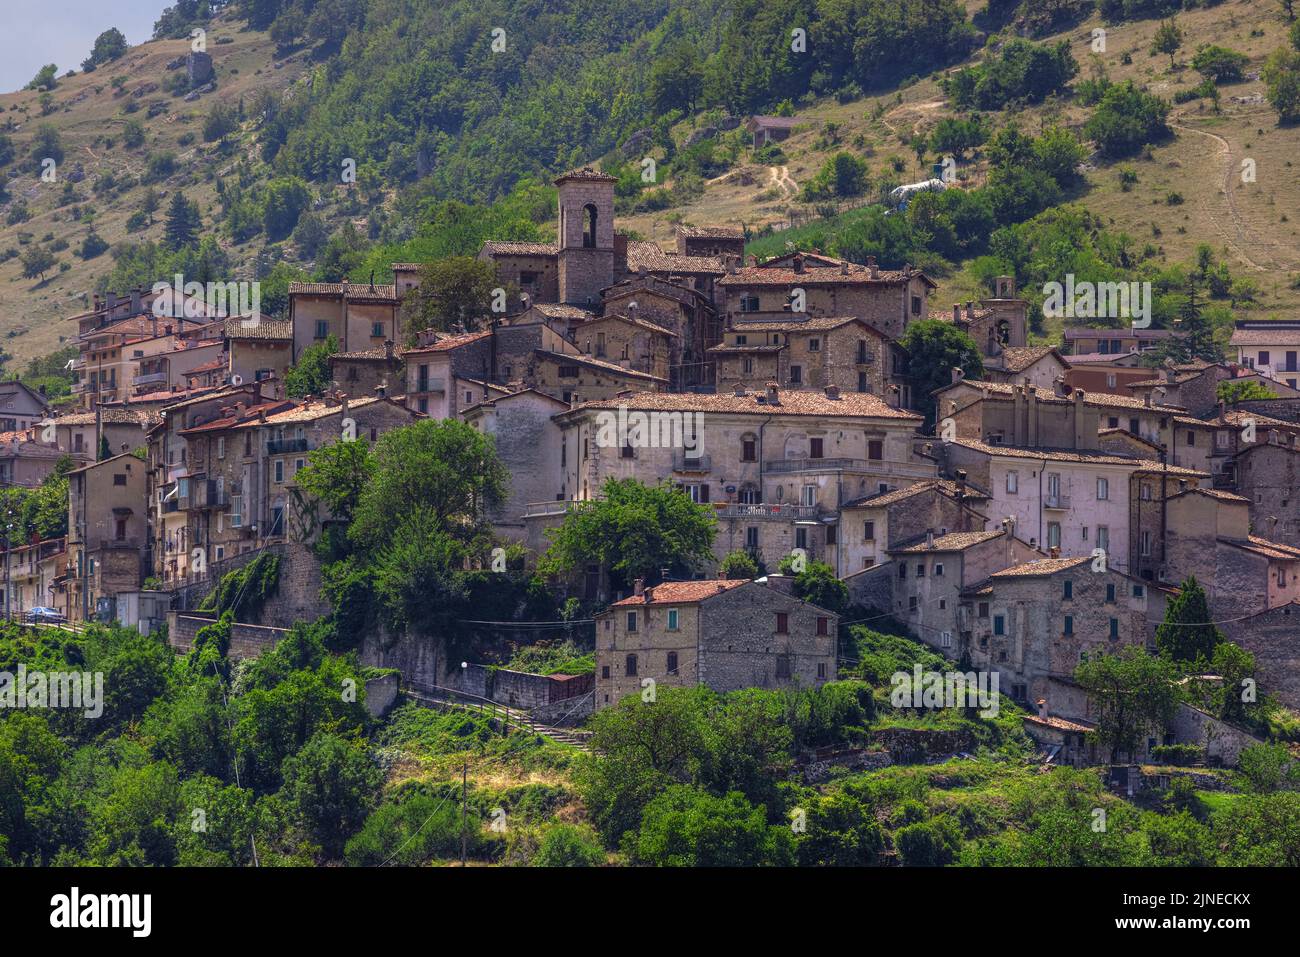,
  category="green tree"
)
[20,245,56,283]
[1263,48,1300,123]
[1075,648,1181,763]
[295,437,376,527]
[1191,45,1250,83]
[531,823,606,867]
[25,64,58,91]
[1217,379,1277,403]
[399,256,500,338]
[83,28,128,70]
[540,478,717,588]
[776,558,848,614]
[1155,576,1224,665]
[279,732,381,858]
[163,190,201,249]
[1237,743,1299,794]
[718,549,759,580]
[1150,20,1182,70]
[283,334,338,398]
[1211,640,1257,724]
[897,319,983,424]
[261,176,311,241]
[650,41,704,116]
[29,124,64,168]
[1084,81,1170,158]
[633,784,794,866]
